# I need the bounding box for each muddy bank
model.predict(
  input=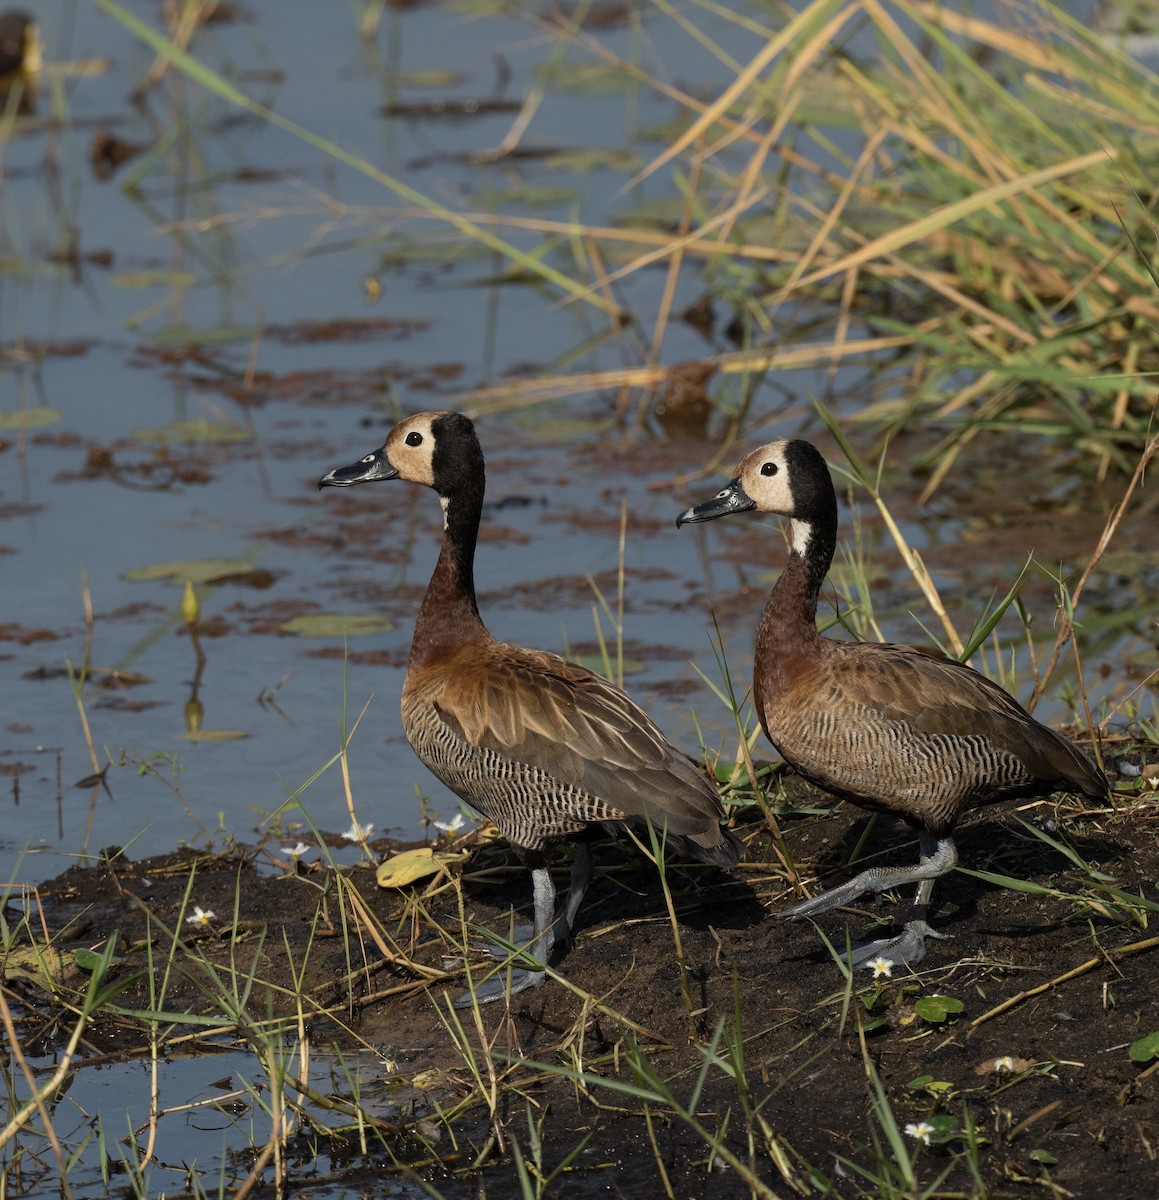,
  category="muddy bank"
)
[16,751,1159,1198]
